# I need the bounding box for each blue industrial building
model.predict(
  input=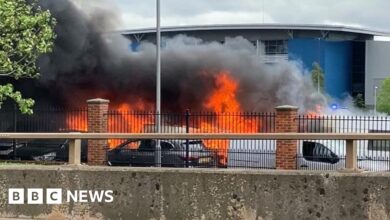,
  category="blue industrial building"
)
[288,39,354,98]
[121,24,390,104]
